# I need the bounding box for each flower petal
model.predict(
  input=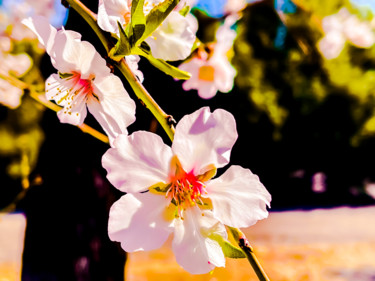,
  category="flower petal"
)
[205,165,271,228]
[51,32,109,78]
[108,192,173,252]
[0,79,23,109]
[102,132,173,193]
[172,107,237,174]
[97,0,130,35]
[56,90,88,126]
[145,11,197,61]
[172,207,226,274]
[21,16,57,54]
[87,74,136,143]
